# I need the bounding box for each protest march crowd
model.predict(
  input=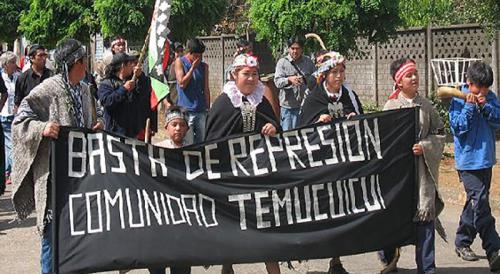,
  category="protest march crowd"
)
[0,29,499,274]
